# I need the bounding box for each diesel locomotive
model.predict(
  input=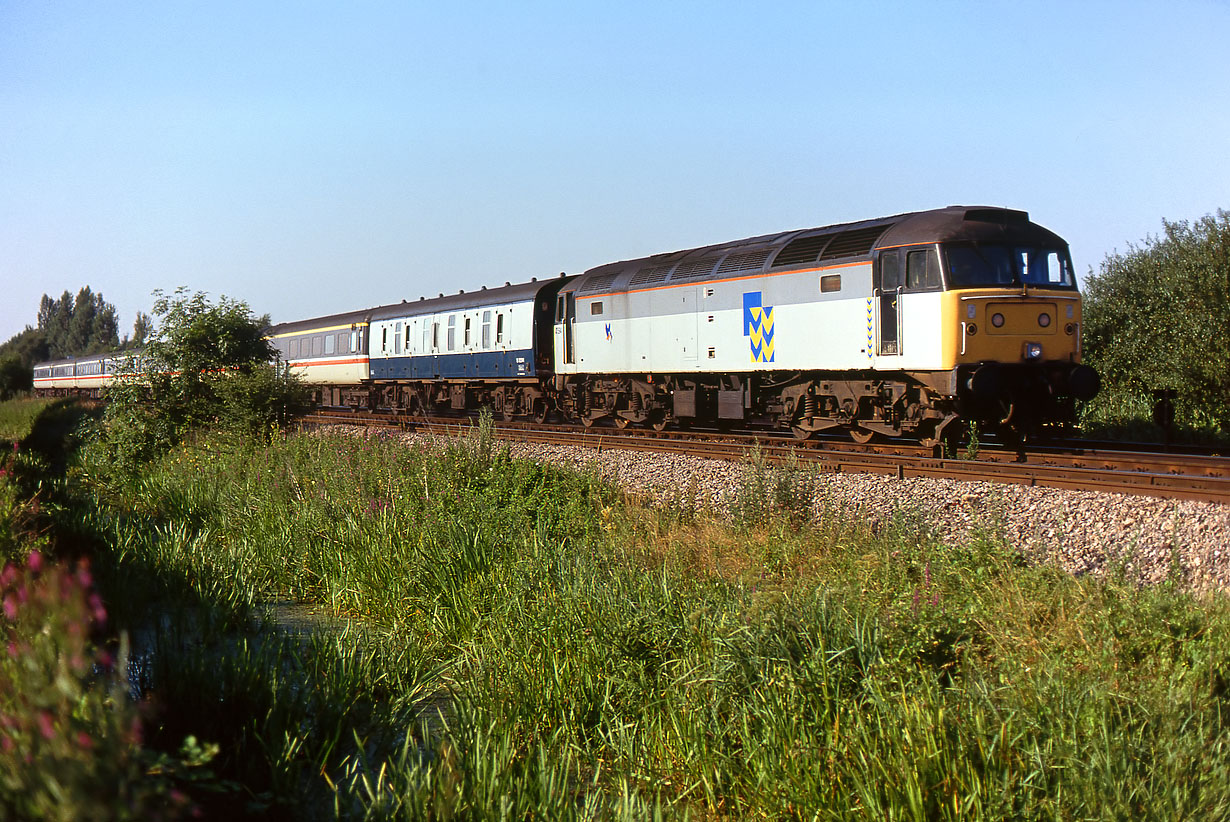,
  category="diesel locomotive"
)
[35,206,1099,443]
